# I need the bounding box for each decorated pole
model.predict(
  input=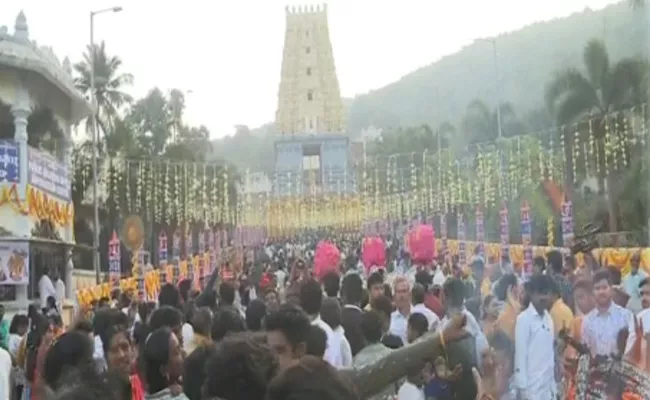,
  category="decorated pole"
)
[499,201,509,264]
[172,229,181,284]
[457,212,466,267]
[108,231,121,284]
[520,201,533,280]
[440,211,448,263]
[475,207,485,258]
[186,226,194,283]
